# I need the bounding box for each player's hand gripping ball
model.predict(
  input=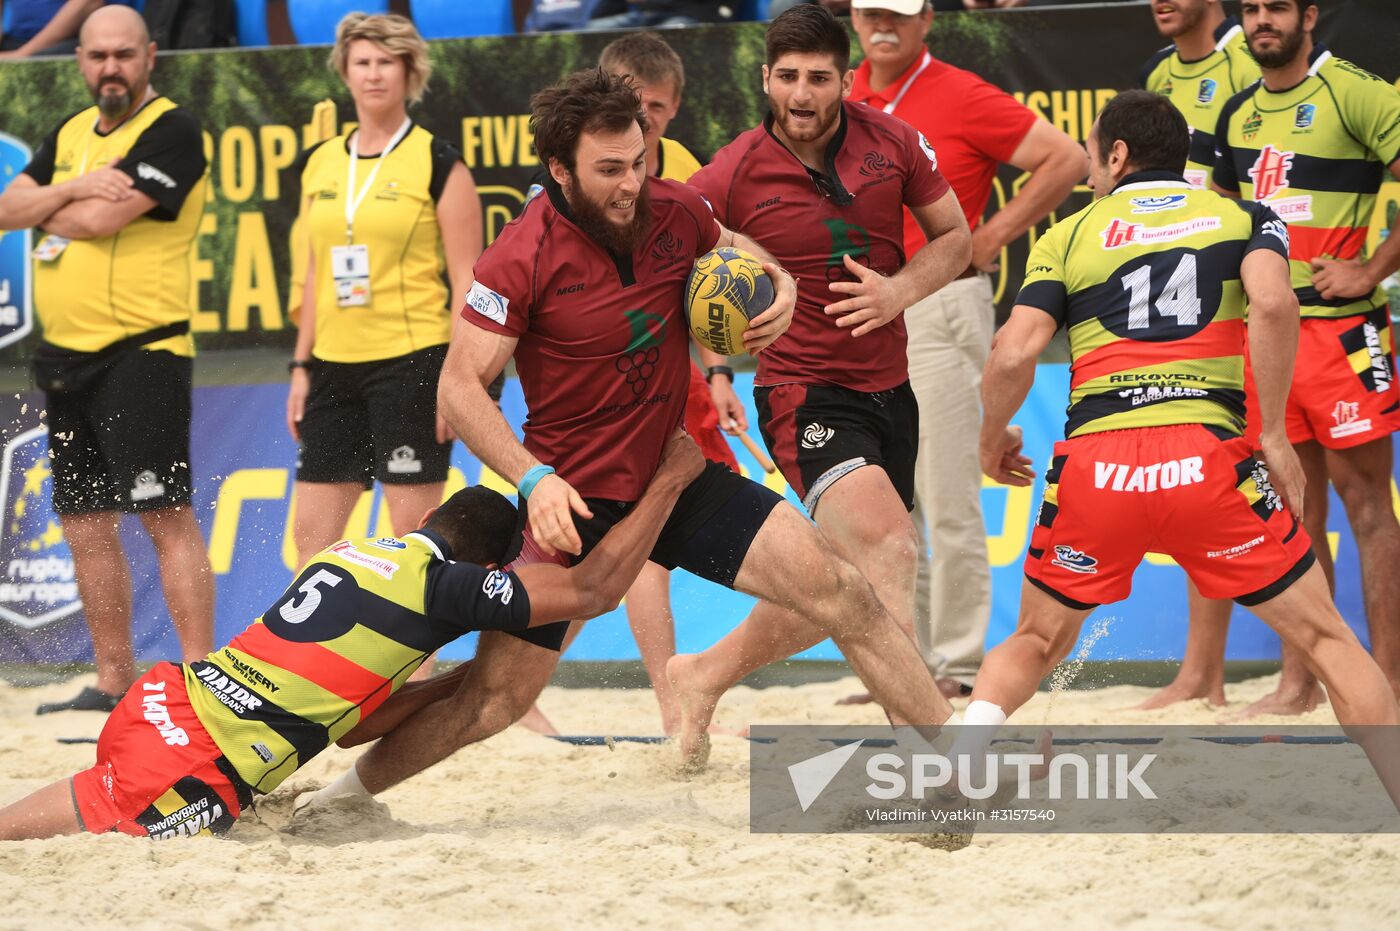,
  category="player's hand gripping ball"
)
[686,247,775,355]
